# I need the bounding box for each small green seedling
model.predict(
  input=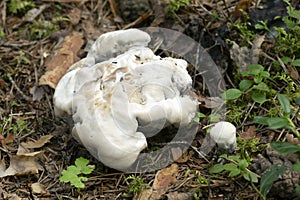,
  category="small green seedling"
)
[254,93,299,137]
[60,157,95,189]
[8,0,35,14]
[222,64,271,104]
[209,154,258,183]
[124,175,150,195]
[167,0,190,12]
